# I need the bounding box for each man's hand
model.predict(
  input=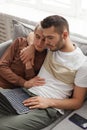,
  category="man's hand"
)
[24,76,45,88]
[25,61,32,69]
[20,32,35,65]
[20,45,35,65]
[23,96,50,109]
